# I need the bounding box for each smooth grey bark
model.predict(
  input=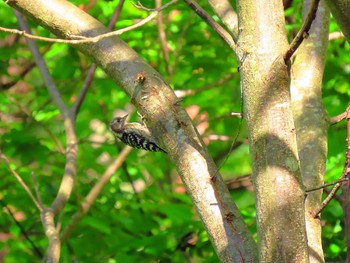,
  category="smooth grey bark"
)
[5,0,258,262]
[236,0,309,262]
[290,1,330,262]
